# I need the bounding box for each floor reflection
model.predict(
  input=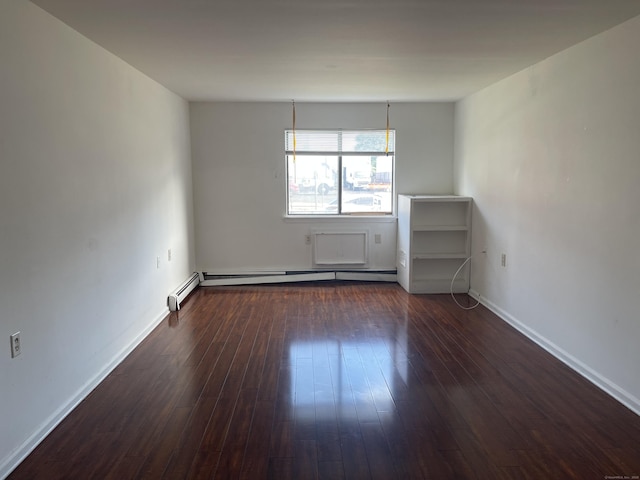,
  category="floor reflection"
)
[168,311,180,328]
[288,320,409,424]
